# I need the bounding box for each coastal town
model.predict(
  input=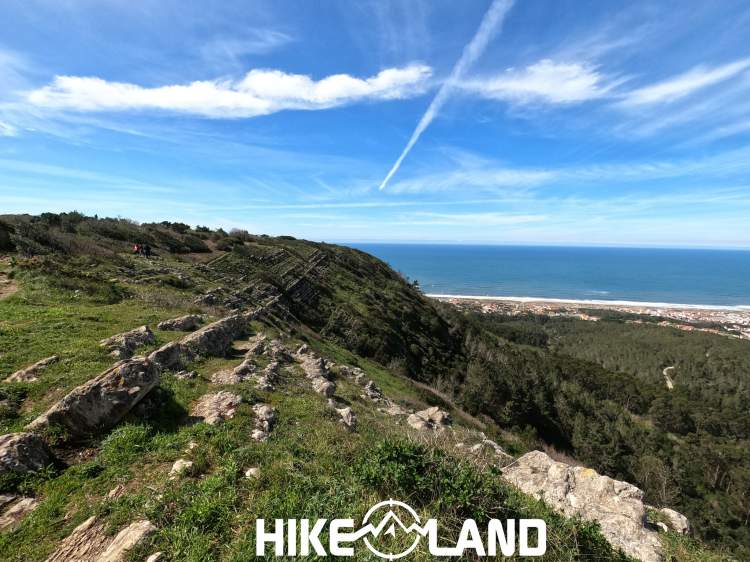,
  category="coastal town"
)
[429,295,750,341]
